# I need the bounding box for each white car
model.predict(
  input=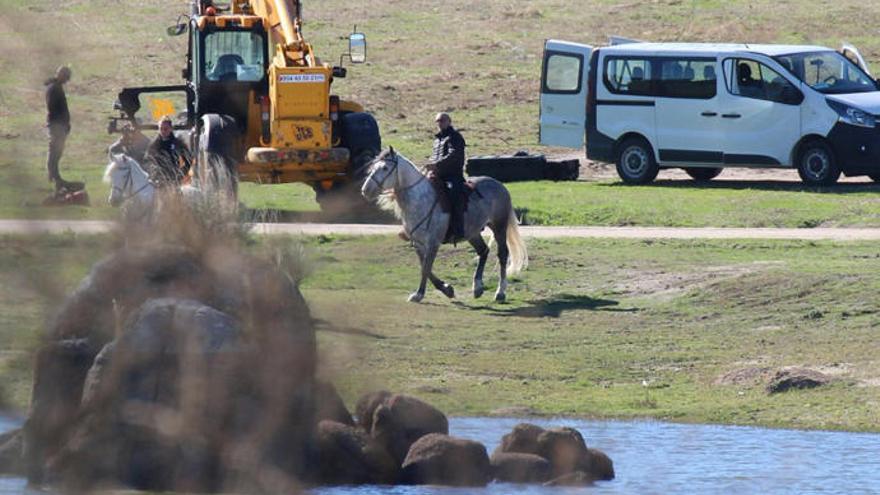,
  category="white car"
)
[539,40,880,185]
